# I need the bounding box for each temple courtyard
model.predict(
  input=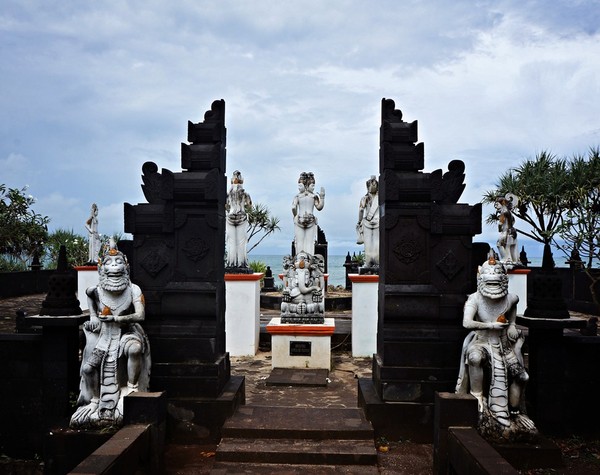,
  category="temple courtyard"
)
[1,293,599,474]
